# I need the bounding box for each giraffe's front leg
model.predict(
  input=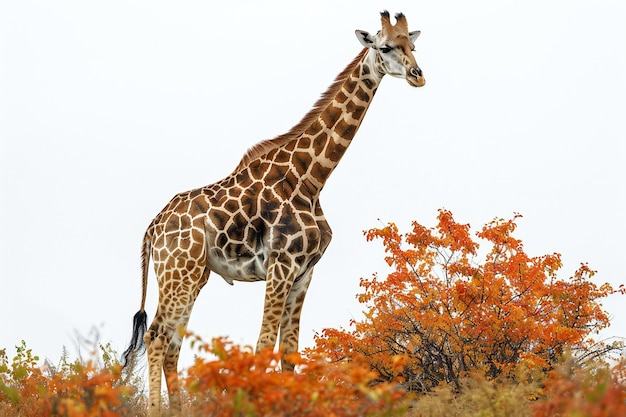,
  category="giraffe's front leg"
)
[256,254,296,352]
[279,268,314,371]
